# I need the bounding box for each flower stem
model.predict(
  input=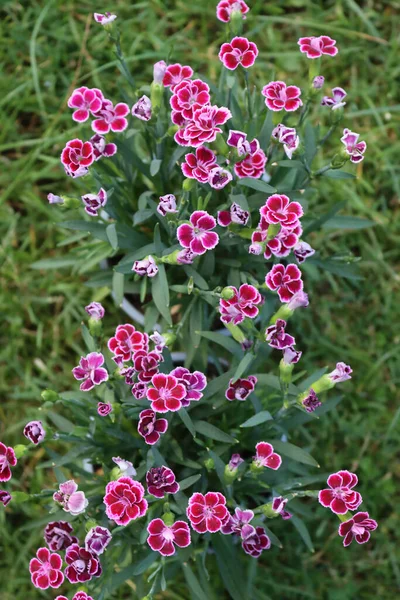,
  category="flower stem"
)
[244,70,252,119]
